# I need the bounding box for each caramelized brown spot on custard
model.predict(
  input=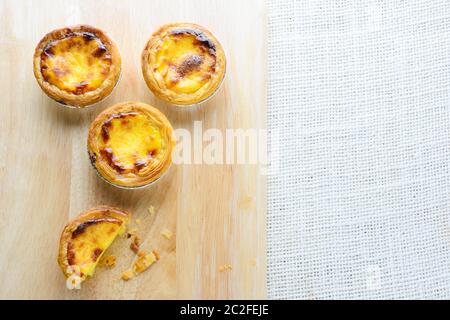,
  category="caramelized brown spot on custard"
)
[82,32,96,42]
[101,125,110,142]
[67,242,76,265]
[101,112,138,143]
[103,112,139,125]
[177,54,203,77]
[92,44,108,58]
[134,159,147,171]
[72,218,121,239]
[92,248,103,261]
[100,148,126,173]
[170,28,217,54]
[43,46,55,57]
